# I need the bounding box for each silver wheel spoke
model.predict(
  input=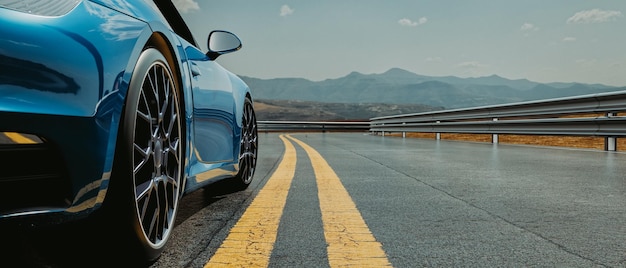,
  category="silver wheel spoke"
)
[133,143,151,174]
